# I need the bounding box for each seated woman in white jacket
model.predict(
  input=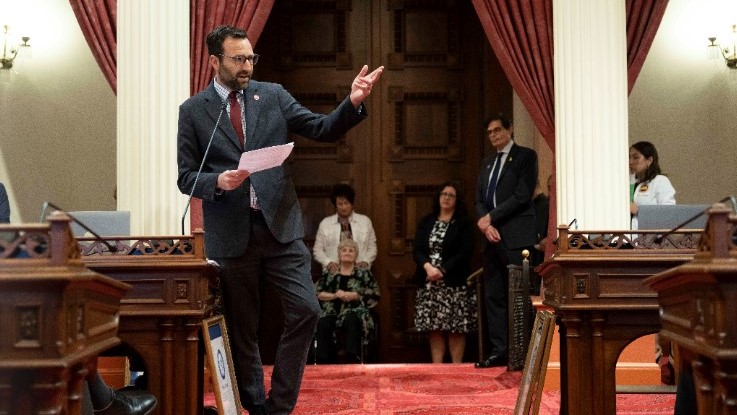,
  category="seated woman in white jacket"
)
[629,141,676,230]
[313,184,377,272]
